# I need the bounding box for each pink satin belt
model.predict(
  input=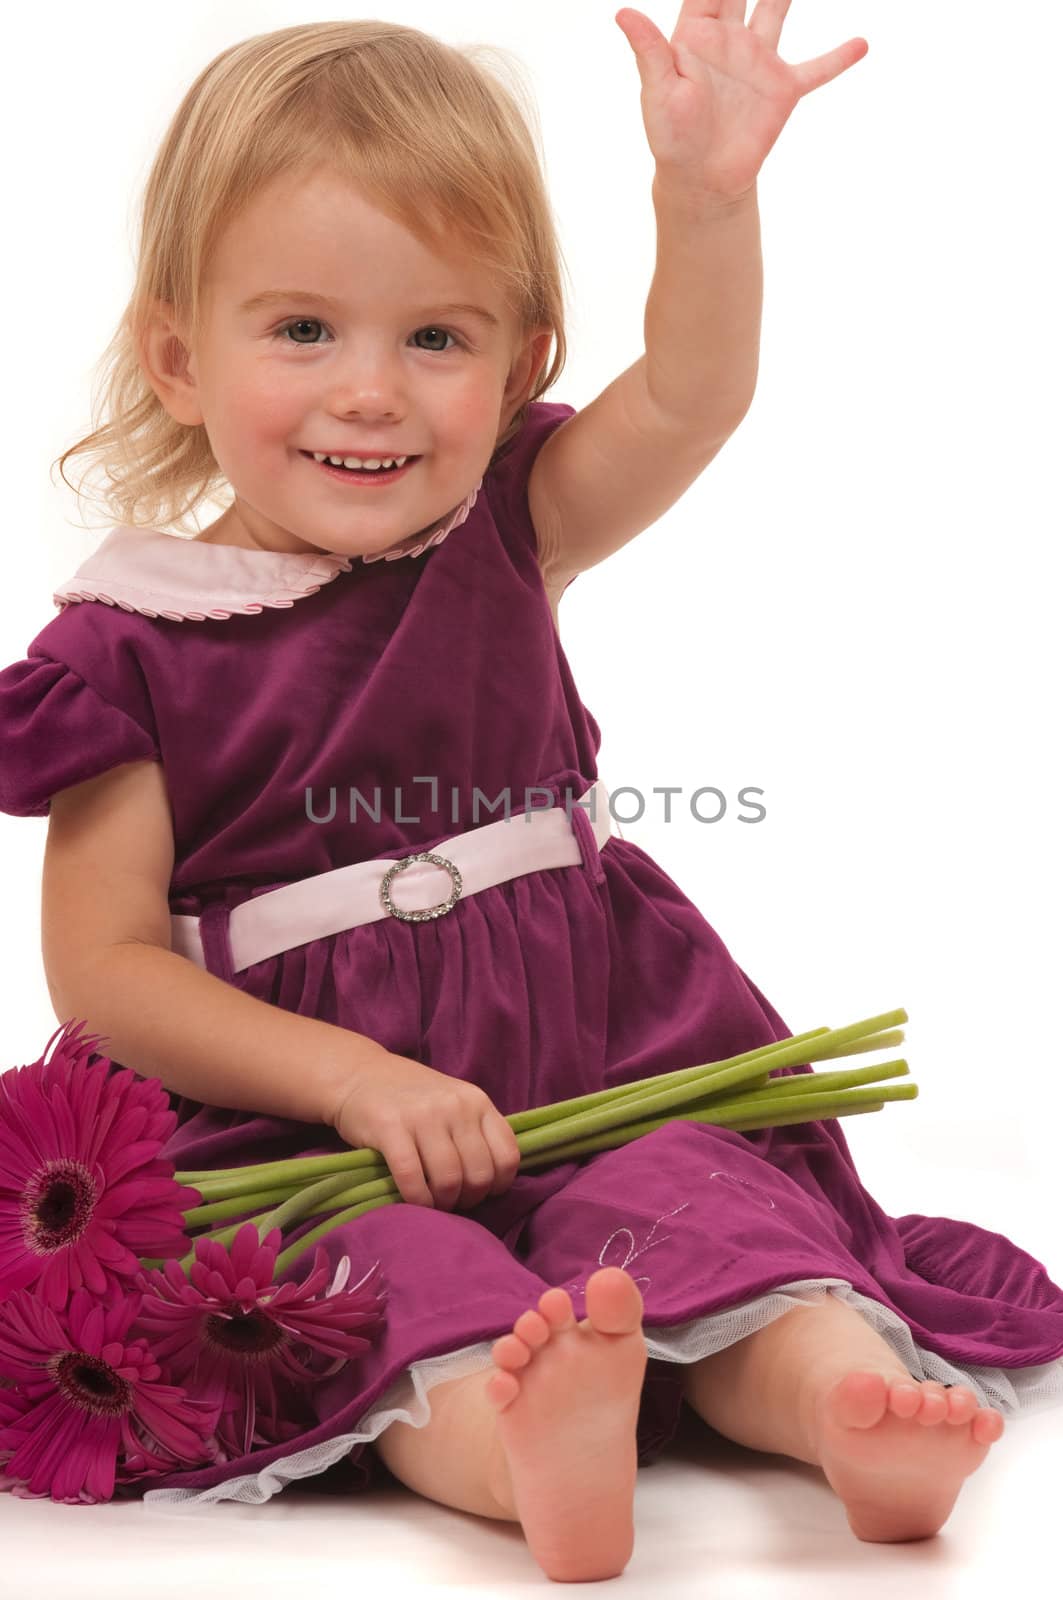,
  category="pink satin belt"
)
[169,778,620,975]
